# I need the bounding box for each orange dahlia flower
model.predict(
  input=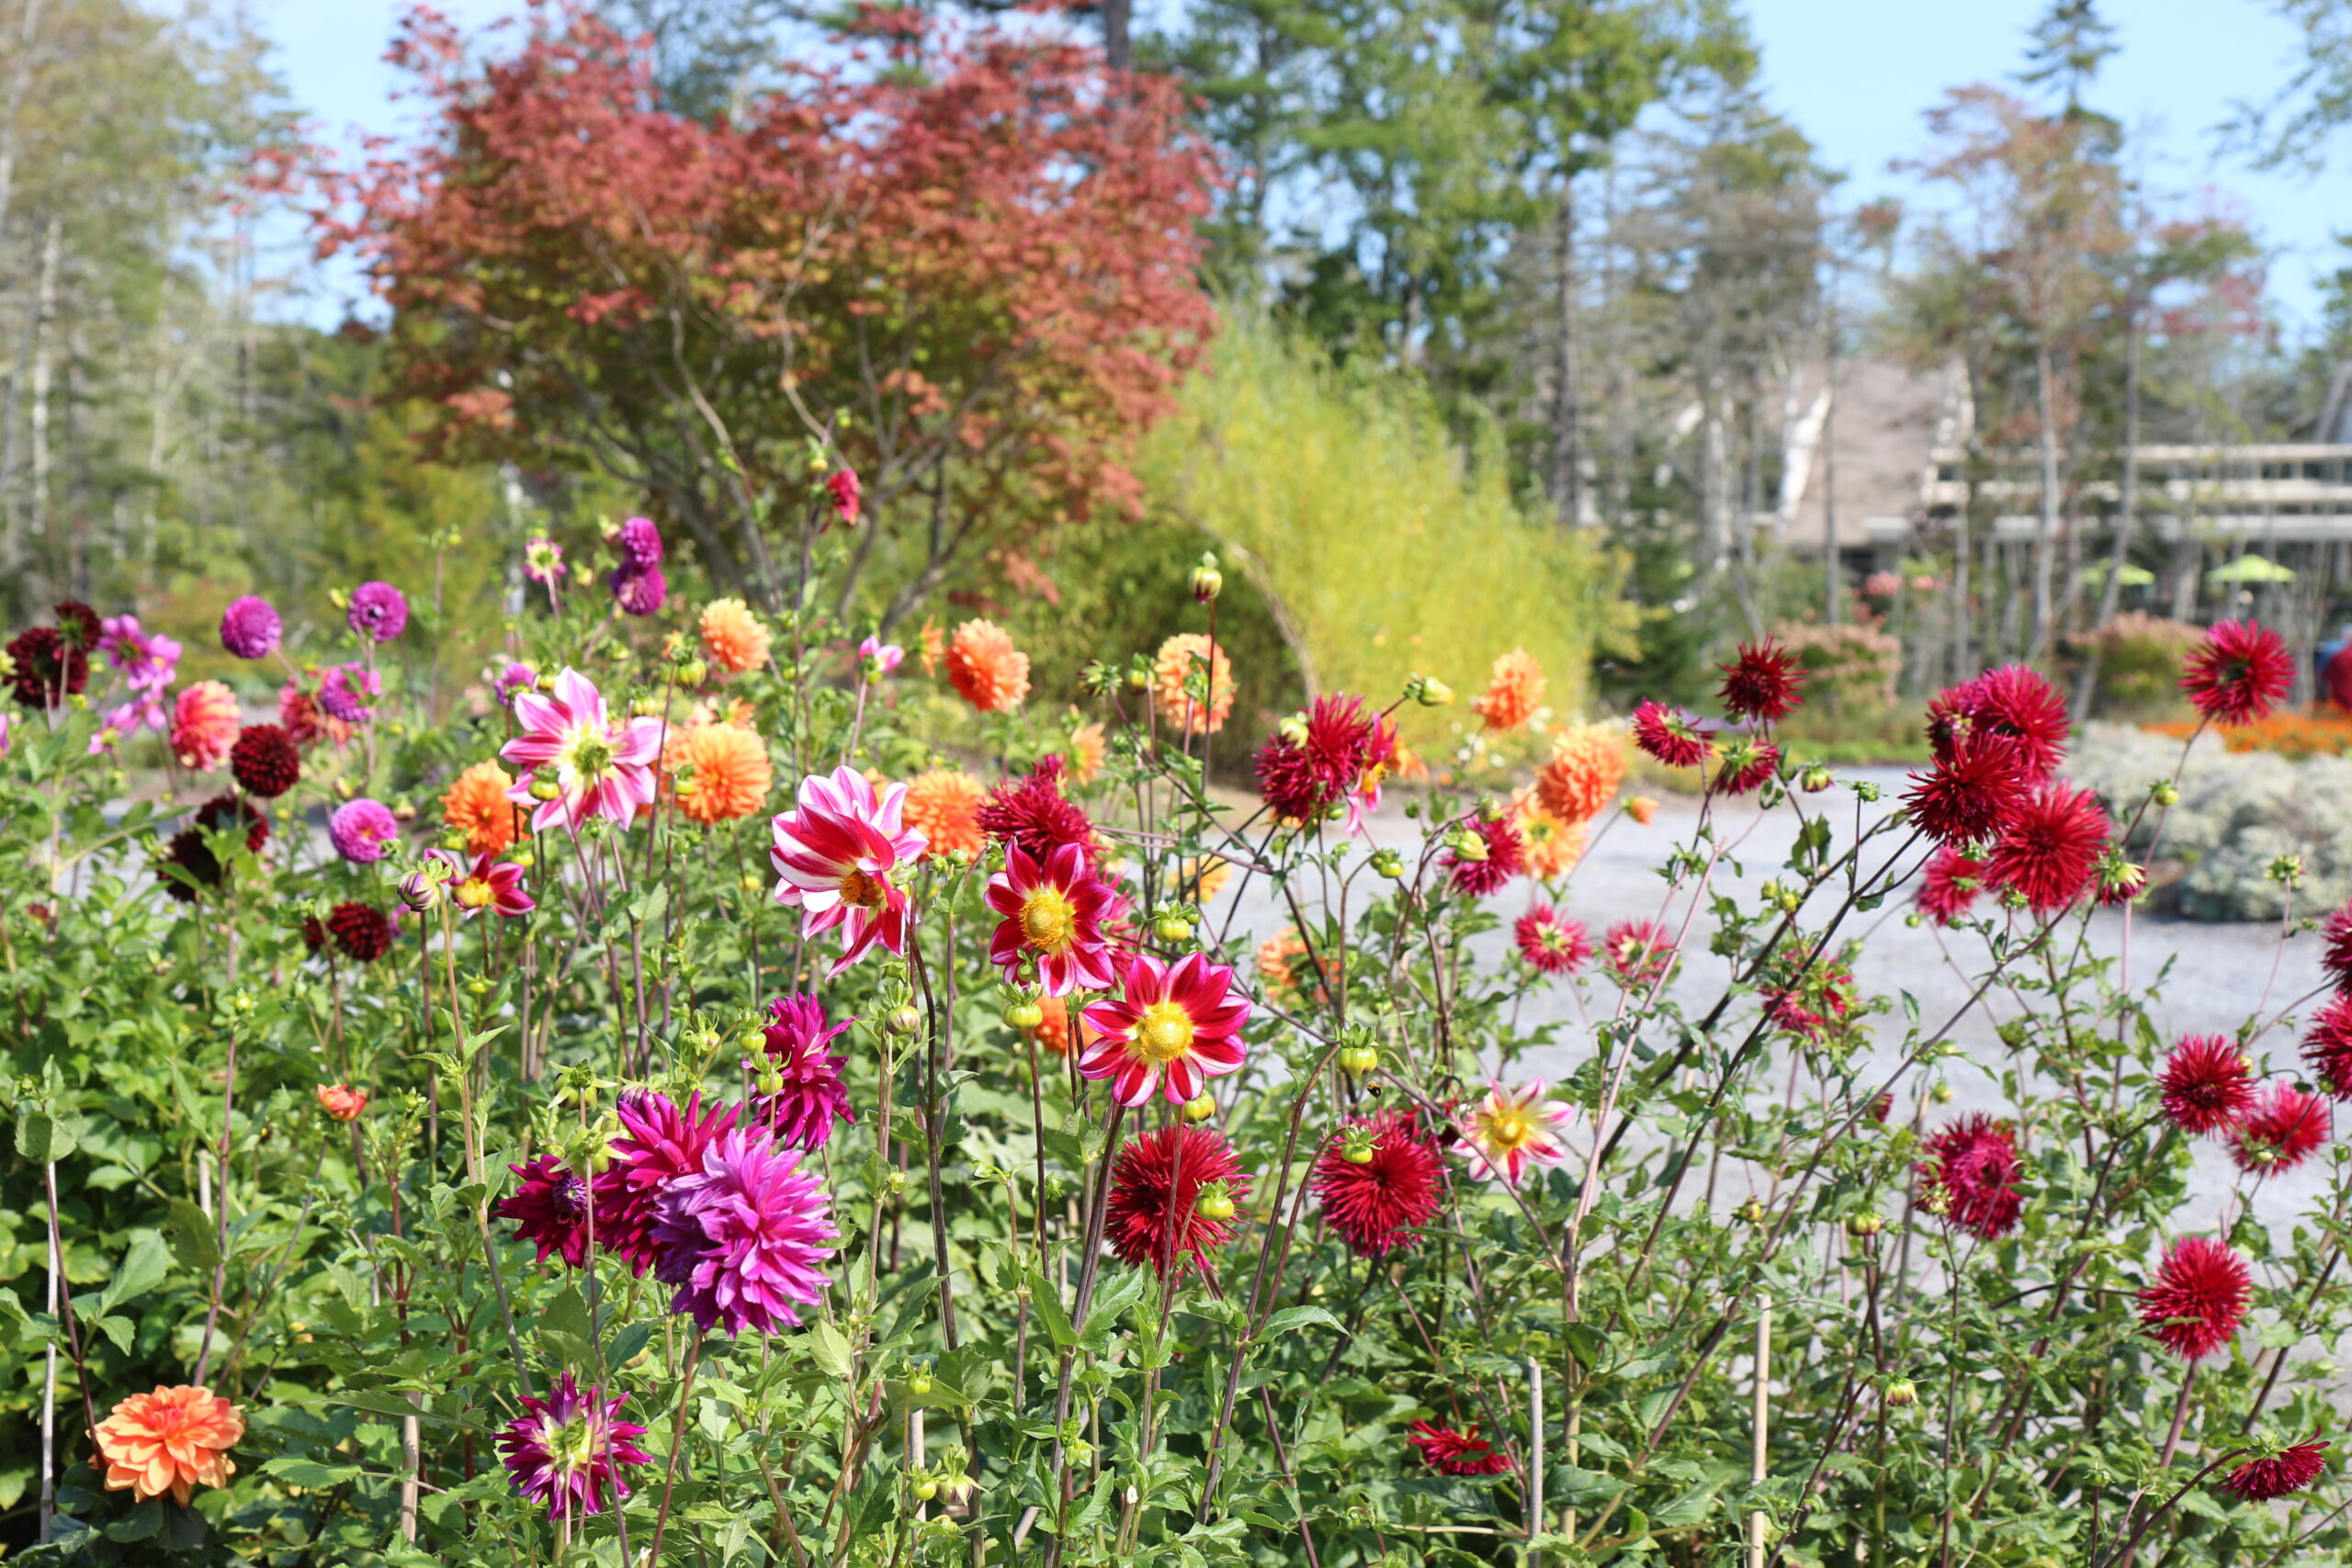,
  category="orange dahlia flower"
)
[1069,722,1107,784]
[1151,634,1236,736]
[316,1084,368,1122]
[662,723,772,824]
[442,760,517,856]
[1512,788,1589,881]
[919,619,944,676]
[95,1384,243,1506]
[1032,994,1098,1057]
[1472,649,1545,732]
[697,598,770,674]
[1535,724,1625,824]
[902,769,988,860]
[944,619,1030,713]
[1178,854,1233,903]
